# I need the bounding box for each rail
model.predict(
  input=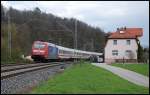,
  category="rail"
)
[1,62,72,80]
